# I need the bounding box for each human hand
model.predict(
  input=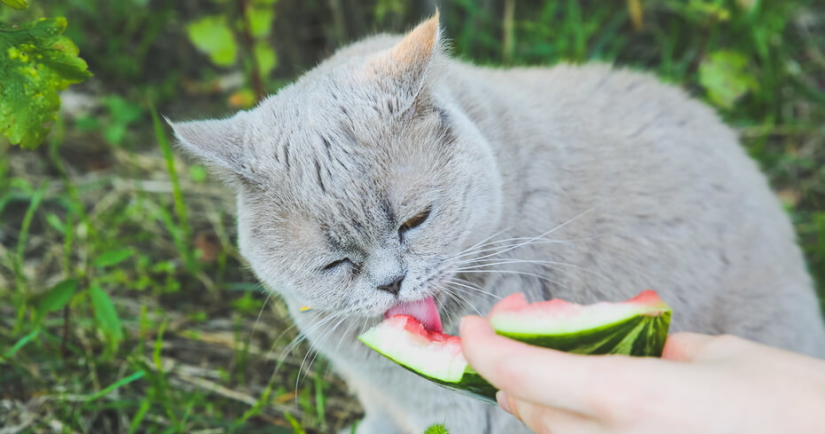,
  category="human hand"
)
[460,315,825,434]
